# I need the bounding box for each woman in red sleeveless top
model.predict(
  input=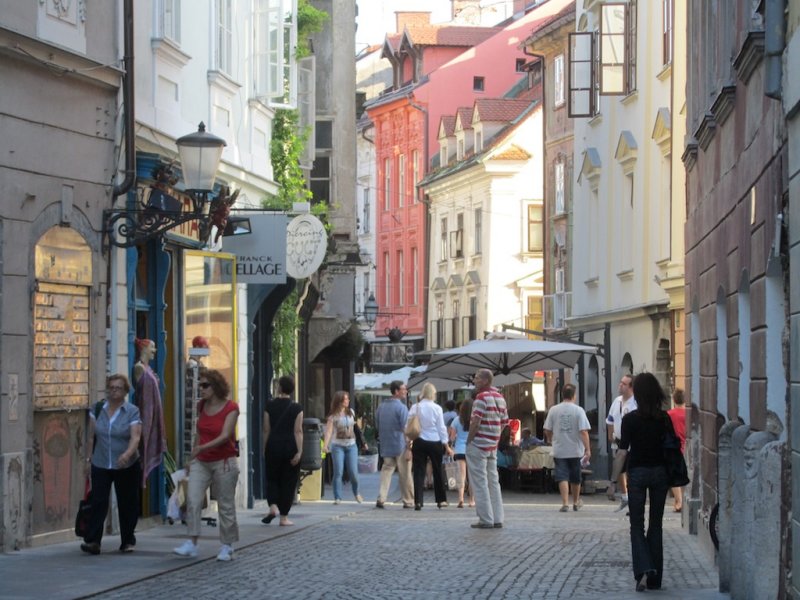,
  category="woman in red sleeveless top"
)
[174,369,240,562]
